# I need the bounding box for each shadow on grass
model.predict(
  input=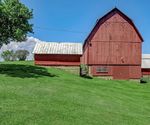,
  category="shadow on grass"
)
[0,64,57,78]
[81,75,93,79]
